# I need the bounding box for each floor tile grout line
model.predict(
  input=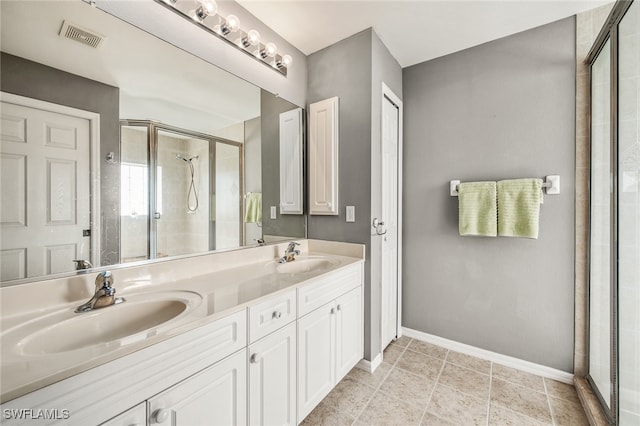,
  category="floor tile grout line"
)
[351,338,411,426]
[543,377,557,426]
[486,361,493,426]
[417,348,450,425]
